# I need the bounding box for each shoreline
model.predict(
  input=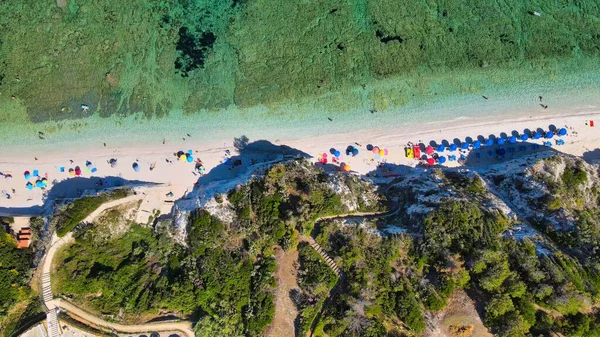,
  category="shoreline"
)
[1,104,599,211]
